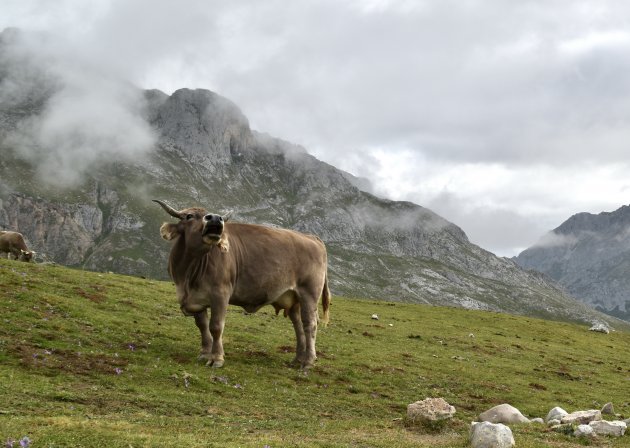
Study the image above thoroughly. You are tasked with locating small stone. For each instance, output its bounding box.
[547,419,561,426]
[545,406,568,423]
[407,397,456,423]
[601,402,614,415]
[371,314,379,320]
[530,417,544,424]
[470,421,515,448]
[589,323,610,333]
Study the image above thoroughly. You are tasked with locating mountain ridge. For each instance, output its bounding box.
[0,31,622,328]
[514,204,630,321]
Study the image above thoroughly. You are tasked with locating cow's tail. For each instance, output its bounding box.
[320,271,331,327]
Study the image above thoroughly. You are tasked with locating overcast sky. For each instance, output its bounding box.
[3,0,630,256]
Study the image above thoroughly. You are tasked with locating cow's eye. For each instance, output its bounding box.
[186,214,194,220]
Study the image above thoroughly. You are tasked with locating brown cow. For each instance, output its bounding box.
[0,231,34,262]
[154,200,330,370]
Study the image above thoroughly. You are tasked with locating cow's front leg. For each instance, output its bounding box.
[193,310,213,363]
[208,302,227,368]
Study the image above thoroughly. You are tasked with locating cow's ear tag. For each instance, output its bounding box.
[160,223,179,241]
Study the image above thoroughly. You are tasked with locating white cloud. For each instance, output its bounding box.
[558,30,630,55]
[3,0,630,254]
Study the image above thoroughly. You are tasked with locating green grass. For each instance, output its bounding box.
[1,259,629,447]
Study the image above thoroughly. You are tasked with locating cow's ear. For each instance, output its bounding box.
[160,222,180,241]
[222,210,234,222]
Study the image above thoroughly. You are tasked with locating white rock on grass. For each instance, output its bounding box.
[574,424,595,438]
[589,323,610,333]
[545,406,568,423]
[406,398,456,423]
[530,418,544,424]
[589,420,627,437]
[561,410,601,425]
[470,421,515,448]
[478,403,530,424]
[547,419,561,426]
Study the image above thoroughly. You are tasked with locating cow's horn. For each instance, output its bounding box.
[153,199,184,219]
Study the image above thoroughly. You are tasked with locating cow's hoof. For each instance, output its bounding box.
[300,360,315,372]
[206,359,224,368]
[289,357,301,367]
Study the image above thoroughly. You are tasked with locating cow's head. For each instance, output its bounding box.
[154,200,233,253]
[19,249,34,262]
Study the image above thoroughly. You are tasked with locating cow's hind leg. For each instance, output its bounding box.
[194,310,213,363]
[297,287,319,370]
[287,303,306,366]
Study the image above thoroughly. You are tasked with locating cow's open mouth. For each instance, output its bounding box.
[202,225,223,243]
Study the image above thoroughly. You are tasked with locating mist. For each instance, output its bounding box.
[0,28,156,187]
[531,231,579,250]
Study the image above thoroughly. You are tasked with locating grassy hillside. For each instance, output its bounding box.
[1,259,629,447]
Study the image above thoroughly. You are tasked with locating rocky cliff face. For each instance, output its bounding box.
[0,32,622,328]
[515,206,630,321]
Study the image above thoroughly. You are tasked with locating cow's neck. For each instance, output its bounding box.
[169,240,222,288]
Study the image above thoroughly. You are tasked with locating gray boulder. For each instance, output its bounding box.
[589,420,626,437]
[478,403,530,424]
[561,410,602,425]
[470,421,515,448]
[574,424,595,438]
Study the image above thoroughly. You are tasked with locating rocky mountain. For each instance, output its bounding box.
[514,205,630,322]
[0,28,624,329]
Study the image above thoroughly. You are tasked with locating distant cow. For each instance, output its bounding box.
[154,200,330,370]
[0,231,34,262]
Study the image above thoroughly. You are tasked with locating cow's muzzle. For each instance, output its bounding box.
[202,214,224,243]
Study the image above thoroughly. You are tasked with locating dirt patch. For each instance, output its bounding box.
[74,286,106,303]
[244,350,270,358]
[10,344,127,375]
[277,345,295,353]
[170,352,192,364]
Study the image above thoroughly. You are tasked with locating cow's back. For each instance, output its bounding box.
[226,223,327,297]
[0,231,27,253]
